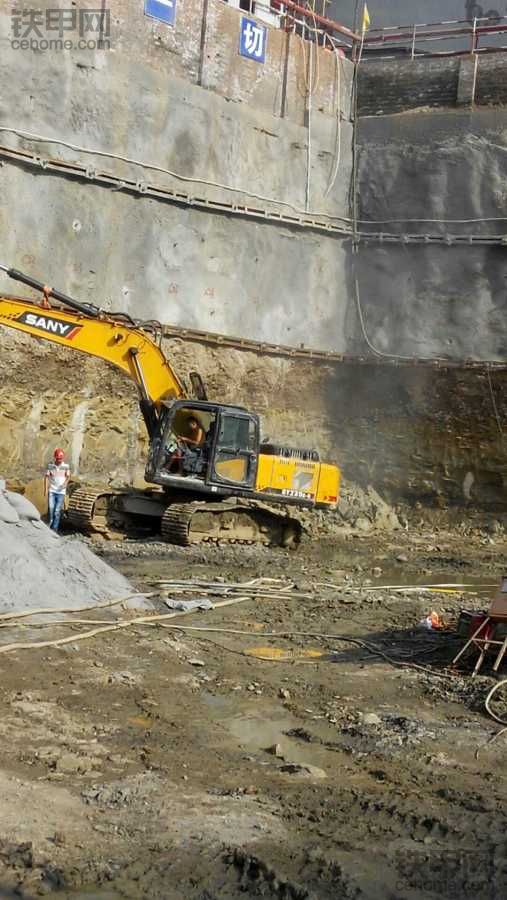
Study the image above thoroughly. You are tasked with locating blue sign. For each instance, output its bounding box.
[239,16,267,63]
[144,0,176,26]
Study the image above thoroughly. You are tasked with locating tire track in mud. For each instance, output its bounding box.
[268,778,507,899]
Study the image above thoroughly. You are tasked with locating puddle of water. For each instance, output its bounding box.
[227,711,295,748]
[228,711,335,767]
[203,694,336,768]
[201,692,233,712]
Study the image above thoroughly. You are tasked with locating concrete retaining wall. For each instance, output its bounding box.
[0,0,355,350]
[475,55,507,106]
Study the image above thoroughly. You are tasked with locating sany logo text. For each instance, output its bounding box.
[17,311,82,340]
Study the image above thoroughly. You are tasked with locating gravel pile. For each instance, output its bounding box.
[0,479,138,613]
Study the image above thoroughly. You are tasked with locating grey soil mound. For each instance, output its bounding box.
[0,483,135,613]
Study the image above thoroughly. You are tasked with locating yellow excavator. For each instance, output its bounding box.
[0,266,340,546]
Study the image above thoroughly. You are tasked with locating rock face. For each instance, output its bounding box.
[1,327,506,511]
[354,108,507,362]
[0,0,354,352]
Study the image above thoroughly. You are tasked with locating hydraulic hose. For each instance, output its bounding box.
[0,264,140,327]
[0,264,101,317]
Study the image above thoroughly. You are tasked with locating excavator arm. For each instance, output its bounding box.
[0,267,186,437]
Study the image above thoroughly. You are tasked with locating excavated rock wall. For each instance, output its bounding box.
[353,107,507,362]
[3,329,506,508]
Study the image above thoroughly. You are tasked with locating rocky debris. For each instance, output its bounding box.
[56,753,97,775]
[266,743,284,758]
[166,598,214,612]
[430,752,459,768]
[280,763,327,779]
[0,841,34,869]
[107,671,139,686]
[299,480,402,536]
[363,713,382,726]
[337,483,402,532]
[420,671,496,710]
[81,774,161,808]
[339,713,438,756]
[284,727,314,743]
[208,785,258,798]
[171,674,201,689]
[0,478,143,614]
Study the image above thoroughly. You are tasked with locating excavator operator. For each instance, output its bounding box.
[179,416,205,450]
[165,415,207,476]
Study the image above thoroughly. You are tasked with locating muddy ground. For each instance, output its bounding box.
[0,522,507,899]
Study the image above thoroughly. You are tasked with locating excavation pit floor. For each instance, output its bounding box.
[0,525,506,899]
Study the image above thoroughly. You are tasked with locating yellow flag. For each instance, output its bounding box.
[362,3,370,32]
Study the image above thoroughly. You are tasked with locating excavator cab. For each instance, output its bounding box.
[147,399,260,496]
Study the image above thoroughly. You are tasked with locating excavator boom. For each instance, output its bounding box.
[0,294,184,435]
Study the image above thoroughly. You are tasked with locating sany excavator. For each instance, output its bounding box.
[0,266,340,546]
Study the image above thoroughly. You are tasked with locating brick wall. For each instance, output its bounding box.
[2,0,353,127]
[358,53,507,116]
[476,55,507,106]
[202,2,354,123]
[357,58,460,116]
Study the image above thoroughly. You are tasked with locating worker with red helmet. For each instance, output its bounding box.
[44,448,70,532]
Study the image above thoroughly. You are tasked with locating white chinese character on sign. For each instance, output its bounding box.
[244,21,263,57]
[239,16,267,63]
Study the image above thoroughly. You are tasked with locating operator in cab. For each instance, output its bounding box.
[178,416,205,450]
[178,416,206,475]
[164,415,206,476]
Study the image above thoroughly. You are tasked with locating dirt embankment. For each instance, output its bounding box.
[0,522,506,898]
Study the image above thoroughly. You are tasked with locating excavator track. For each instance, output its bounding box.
[66,487,110,533]
[67,488,302,547]
[161,499,302,548]
[160,504,194,546]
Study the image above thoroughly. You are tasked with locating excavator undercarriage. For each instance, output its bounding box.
[66,485,302,547]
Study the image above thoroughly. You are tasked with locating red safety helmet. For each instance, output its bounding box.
[54,448,65,462]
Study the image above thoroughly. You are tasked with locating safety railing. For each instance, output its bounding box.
[224,0,358,51]
[360,15,507,58]
[228,3,507,59]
